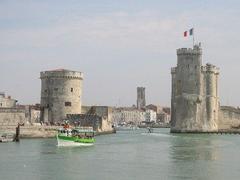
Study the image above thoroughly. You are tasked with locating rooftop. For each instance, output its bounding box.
[44,68,72,72]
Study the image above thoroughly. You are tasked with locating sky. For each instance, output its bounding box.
[0,0,240,107]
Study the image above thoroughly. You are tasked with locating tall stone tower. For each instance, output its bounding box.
[171,44,219,132]
[137,87,146,109]
[40,69,83,123]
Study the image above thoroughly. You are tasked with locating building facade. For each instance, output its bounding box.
[40,69,83,123]
[171,44,219,132]
[112,107,145,125]
[157,112,170,124]
[145,109,156,122]
[0,92,17,108]
[137,87,146,109]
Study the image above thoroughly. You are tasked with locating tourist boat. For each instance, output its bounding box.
[57,125,95,147]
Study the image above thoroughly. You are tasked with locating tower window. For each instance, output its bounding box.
[54,88,58,91]
[44,89,48,93]
[65,102,71,106]
[71,88,73,92]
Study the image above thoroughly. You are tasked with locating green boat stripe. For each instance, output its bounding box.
[58,135,95,143]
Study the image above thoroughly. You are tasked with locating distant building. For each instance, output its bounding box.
[25,105,41,124]
[137,87,146,109]
[157,112,170,124]
[146,104,164,113]
[145,109,156,122]
[112,107,145,125]
[40,69,83,123]
[0,92,17,108]
[145,104,171,124]
[0,92,40,126]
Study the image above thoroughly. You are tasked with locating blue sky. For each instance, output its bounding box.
[0,0,240,106]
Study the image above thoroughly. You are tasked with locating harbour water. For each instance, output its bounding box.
[1,128,240,180]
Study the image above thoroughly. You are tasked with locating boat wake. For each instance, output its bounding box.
[141,133,175,138]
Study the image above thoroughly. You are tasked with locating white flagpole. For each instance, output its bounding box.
[192,28,195,48]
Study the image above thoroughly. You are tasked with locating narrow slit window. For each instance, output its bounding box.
[65,102,71,106]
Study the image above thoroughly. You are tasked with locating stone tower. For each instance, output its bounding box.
[137,87,146,109]
[40,69,83,123]
[171,44,219,132]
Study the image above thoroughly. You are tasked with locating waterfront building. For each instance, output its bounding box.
[145,109,156,122]
[145,104,159,113]
[157,112,170,124]
[137,87,146,109]
[0,92,17,108]
[145,104,170,124]
[40,69,83,123]
[112,107,145,125]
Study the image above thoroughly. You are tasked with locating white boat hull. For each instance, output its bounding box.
[57,137,94,147]
[0,138,13,143]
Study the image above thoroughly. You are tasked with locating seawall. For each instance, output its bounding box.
[0,125,116,138]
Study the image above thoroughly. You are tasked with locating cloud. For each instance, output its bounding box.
[0,11,184,52]
[0,3,240,106]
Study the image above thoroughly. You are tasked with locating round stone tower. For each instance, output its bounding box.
[205,63,219,129]
[40,69,83,123]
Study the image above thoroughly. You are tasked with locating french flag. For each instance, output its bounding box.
[184,28,194,37]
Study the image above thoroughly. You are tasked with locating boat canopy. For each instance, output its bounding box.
[58,127,95,133]
[74,127,95,133]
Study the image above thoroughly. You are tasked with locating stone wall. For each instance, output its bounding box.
[0,108,26,125]
[0,105,41,126]
[67,106,114,133]
[0,125,58,138]
[218,106,240,129]
[67,114,101,131]
[88,106,113,132]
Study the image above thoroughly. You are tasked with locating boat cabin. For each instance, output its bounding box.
[58,127,94,139]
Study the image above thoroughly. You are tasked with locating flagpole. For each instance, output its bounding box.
[193,28,195,48]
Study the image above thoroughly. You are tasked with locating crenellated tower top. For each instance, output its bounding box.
[40,69,83,80]
[177,43,202,56]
